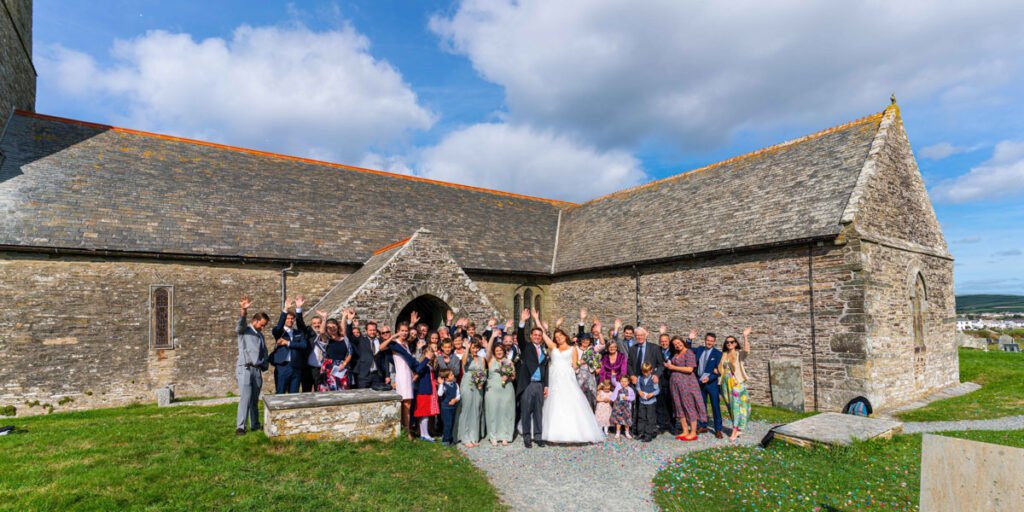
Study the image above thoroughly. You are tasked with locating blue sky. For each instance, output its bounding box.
[30,1,1024,295]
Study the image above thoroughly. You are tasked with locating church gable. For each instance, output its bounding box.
[840,104,949,256]
[309,228,498,327]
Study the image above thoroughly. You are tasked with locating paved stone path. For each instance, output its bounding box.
[458,421,772,512]
[903,414,1024,434]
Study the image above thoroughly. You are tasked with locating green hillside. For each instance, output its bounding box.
[956,294,1024,313]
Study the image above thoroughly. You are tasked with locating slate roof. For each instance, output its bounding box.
[308,238,406,318]
[0,112,565,273]
[552,112,884,273]
[0,108,889,275]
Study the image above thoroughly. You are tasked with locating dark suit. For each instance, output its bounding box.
[345,321,380,389]
[628,341,665,434]
[655,345,676,432]
[516,323,549,441]
[692,345,724,432]
[270,312,308,394]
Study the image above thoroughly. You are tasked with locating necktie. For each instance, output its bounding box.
[639,343,645,363]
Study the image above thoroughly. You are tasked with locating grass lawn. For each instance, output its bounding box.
[0,403,502,511]
[653,429,1024,512]
[897,348,1024,422]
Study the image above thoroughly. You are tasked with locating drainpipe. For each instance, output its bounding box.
[280,264,295,311]
[807,244,819,412]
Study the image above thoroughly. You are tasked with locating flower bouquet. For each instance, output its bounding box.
[583,348,602,372]
[471,369,487,391]
[497,359,515,386]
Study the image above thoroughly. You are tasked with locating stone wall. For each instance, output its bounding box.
[860,240,958,407]
[0,251,352,415]
[263,390,401,441]
[0,0,34,125]
[467,272,550,321]
[547,243,870,411]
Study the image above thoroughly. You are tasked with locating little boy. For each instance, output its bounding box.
[437,369,461,446]
[636,363,660,442]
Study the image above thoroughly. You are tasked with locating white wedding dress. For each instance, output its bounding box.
[542,346,606,443]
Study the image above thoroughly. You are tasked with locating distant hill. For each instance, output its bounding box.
[956,294,1024,314]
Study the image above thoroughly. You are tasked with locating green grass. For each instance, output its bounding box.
[653,429,1024,512]
[0,403,502,512]
[750,403,816,424]
[897,348,1024,422]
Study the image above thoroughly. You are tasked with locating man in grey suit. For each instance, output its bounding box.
[235,295,270,436]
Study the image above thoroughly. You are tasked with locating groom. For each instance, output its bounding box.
[516,308,549,448]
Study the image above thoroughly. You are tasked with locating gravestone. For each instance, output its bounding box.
[155,385,175,407]
[998,335,1020,353]
[263,389,401,441]
[773,412,902,447]
[920,434,1024,511]
[769,359,805,412]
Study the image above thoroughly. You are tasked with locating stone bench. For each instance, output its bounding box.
[262,389,402,441]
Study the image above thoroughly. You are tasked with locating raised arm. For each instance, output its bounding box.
[516,308,530,352]
[742,327,752,355]
[533,308,557,351]
[237,296,251,334]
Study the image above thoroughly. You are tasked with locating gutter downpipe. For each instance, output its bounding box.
[280,264,295,311]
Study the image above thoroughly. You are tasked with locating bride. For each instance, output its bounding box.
[532,309,605,444]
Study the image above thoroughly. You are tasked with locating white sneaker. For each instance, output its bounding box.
[625,431,633,440]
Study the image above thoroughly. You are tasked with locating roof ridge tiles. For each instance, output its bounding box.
[566,110,886,209]
[12,110,576,208]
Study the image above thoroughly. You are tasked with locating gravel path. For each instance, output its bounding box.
[902,414,1024,434]
[458,421,772,512]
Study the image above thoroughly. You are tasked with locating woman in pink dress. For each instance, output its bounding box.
[599,341,627,383]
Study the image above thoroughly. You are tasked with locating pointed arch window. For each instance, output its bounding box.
[150,285,174,349]
[911,273,927,352]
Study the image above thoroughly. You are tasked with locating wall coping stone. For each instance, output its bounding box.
[263,389,400,411]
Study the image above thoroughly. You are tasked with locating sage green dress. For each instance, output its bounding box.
[485,360,515,442]
[457,356,486,444]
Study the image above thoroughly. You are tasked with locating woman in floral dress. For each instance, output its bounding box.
[666,336,705,441]
[575,333,600,410]
[719,328,753,441]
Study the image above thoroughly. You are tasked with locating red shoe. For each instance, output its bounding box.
[675,434,688,440]
[683,434,698,441]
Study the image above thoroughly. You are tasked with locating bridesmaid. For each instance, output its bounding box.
[485,344,516,445]
[457,337,487,447]
[720,328,753,441]
[666,336,706,441]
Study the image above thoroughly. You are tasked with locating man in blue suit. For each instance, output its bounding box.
[270,296,308,394]
[691,331,724,439]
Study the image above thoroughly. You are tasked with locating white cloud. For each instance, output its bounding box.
[359,152,415,175]
[920,142,985,160]
[415,123,646,202]
[932,140,1024,203]
[37,23,435,161]
[430,0,1024,149]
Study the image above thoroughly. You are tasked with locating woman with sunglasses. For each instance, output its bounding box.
[719,327,753,441]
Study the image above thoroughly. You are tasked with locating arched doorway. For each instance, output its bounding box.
[395,294,450,330]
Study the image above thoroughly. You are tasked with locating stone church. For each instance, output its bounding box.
[0,0,956,416]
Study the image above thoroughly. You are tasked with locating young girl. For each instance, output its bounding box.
[610,376,635,439]
[594,380,613,433]
[410,346,439,442]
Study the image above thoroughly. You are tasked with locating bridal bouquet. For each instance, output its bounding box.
[582,348,602,373]
[471,369,487,391]
[497,359,515,386]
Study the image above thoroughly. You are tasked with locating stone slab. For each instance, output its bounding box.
[773,412,902,447]
[263,389,401,411]
[263,390,402,441]
[920,434,1024,512]
[769,358,805,412]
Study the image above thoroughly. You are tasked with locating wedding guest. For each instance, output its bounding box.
[575,332,599,410]
[234,296,269,435]
[720,328,753,441]
[269,297,308,394]
[376,326,394,389]
[457,336,487,447]
[600,341,627,384]
[656,331,677,434]
[636,363,660,442]
[437,369,460,446]
[381,321,415,439]
[610,376,635,439]
[345,308,381,389]
[485,344,516,446]
[629,326,665,436]
[300,309,324,392]
[318,318,351,391]
[594,380,613,434]
[410,346,440,442]
[692,330,724,438]
[435,339,461,377]
[667,336,706,441]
